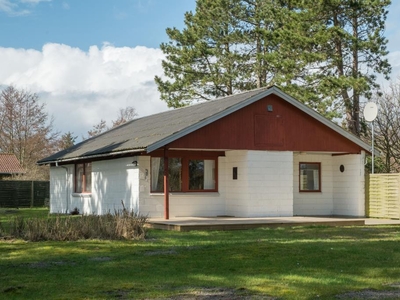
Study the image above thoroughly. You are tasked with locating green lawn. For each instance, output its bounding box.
[1,209,400,299]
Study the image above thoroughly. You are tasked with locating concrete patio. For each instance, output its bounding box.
[145,216,400,231]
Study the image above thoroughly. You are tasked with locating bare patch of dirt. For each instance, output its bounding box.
[336,287,400,299]
[160,288,277,300]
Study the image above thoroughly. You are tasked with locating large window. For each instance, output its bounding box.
[75,162,92,193]
[299,162,320,192]
[151,157,217,192]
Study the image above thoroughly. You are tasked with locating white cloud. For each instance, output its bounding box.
[0,0,29,15]
[0,43,169,139]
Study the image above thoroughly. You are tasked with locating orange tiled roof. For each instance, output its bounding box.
[0,154,25,174]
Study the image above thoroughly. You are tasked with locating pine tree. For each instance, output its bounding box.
[300,0,391,135]
[156,0,391,131]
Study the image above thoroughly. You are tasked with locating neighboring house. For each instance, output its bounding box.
[37,86,371,218]
[0,153,25,179]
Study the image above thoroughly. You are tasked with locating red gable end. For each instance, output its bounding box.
[168,94,364,154]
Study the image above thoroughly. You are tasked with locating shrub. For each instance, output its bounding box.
[3,207,148,242]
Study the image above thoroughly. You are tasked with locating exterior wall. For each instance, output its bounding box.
[49,165,73,213]
[224,150,293,217]
[49,157,139,215]
[293,152,365,217]
[293,153,334,215]
[332,152,365,216]
[49,151,365,217]
[138,156,225,218]
[89,157,140,214]
[139,150,293,218]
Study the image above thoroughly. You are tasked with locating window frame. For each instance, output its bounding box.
[74,162,92,193]
[150,155,218,193]
[299,162,321,193]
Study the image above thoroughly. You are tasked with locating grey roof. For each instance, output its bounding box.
[37,86,372,165]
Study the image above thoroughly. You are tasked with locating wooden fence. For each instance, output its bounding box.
[367,174,400,219]
[0,180,49,208]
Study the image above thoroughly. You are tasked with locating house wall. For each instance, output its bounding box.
[293,152,365,217]
[293,153,334,215]
[138,156,226,218]
[332,152,365,216]
[90,157,139,214]
[49,165,73,213]
[138,150,293,218]
[49,157,139,215]
[223,150,293,217]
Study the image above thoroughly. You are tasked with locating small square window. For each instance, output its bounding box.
[299,162,321,192]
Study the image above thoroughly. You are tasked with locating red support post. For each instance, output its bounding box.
[163,149,169,219]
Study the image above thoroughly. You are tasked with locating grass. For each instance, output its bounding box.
[1,208,400,299]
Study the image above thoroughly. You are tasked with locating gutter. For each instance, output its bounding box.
[38,148,146,165]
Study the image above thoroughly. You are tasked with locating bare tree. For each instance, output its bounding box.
[0,86,59,180]
[85,107,138,139]
[364,82,400,173]
[87,119,107,138]
[112,106,138,128]
[58,131,77,150]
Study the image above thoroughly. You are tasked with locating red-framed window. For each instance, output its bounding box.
[75,162,92,193]
[151,156,217,192]
[299,162,321,192]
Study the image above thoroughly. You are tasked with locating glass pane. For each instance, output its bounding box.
[85,163,92,192]
[151,157,182,192]
[300,163,319,191]
[189,159,215,190]
[75,163,84,193]
[169,158,182,191]
[151,157,163,192]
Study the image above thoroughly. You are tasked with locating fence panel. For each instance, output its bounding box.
[369,174,400,219]
[0,181,49,208]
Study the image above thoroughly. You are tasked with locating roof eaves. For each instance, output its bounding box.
[37,148,146,165]
[146,87,275,153]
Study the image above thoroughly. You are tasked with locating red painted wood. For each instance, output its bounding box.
[168,94,364,154]
[163,150,169,220]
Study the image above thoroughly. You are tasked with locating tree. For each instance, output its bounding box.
[86,107,138,139]
[156,0,391,134]
[58,132,77,150]
[87,119,107,138]
[301,0,391,136]
[0,86,59,180]
[112,106,138,128]
[363,82,400,173]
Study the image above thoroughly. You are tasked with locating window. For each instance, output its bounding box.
[299,162,320,192]
[75,162,92,193]
[151,158,182,192]
[151,156,217,192]
[189,159,215,190]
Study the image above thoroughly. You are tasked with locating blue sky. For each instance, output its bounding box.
[0,0,399,138]
[0,0,195,50]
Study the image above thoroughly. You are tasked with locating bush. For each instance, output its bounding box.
[2,208,148,241]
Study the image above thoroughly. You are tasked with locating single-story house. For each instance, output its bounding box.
[0,153,25,179]
[37,86,371,219]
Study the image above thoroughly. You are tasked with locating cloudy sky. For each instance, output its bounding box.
[0,0,400,140]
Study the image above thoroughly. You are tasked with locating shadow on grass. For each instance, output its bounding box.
[1,226,400,299]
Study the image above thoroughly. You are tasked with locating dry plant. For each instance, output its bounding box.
[3,203,147,241]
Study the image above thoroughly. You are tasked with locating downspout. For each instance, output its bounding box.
[56,161,69,214]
